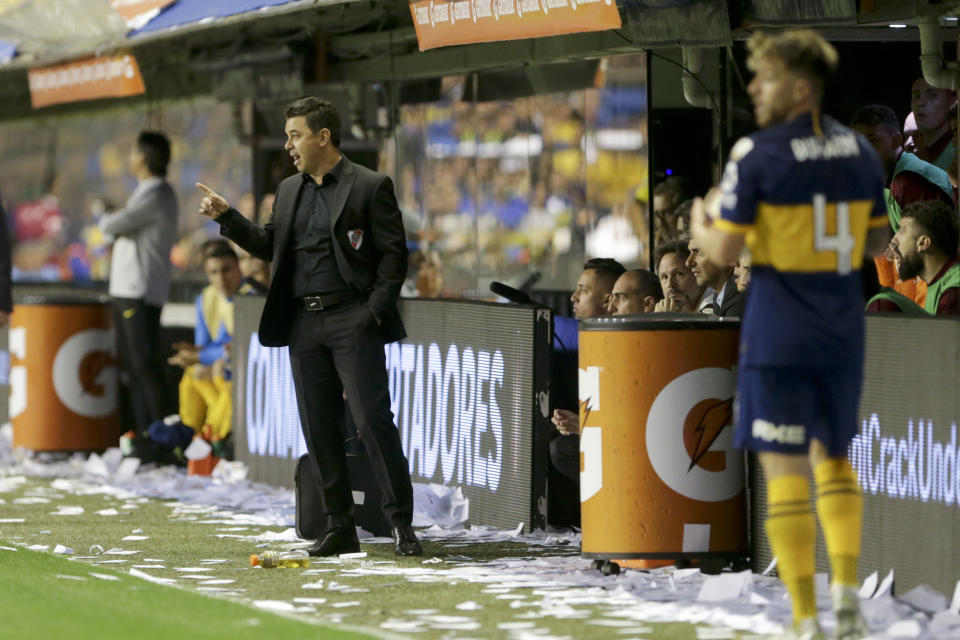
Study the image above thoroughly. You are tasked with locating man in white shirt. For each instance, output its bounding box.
[100,131,178,436]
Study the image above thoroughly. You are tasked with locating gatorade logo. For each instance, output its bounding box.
[52,329,117,418]
[578,366,602,501]
[578,366,601,411]
[646,367,743,502]
[580,426,602,501]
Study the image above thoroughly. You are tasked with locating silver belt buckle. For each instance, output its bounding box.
[304,296,323,311]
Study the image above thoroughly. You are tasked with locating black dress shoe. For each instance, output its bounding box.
[306,524,360,557]
[392,524,423,557]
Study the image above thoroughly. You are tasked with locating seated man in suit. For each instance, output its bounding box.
[687,234,745,317]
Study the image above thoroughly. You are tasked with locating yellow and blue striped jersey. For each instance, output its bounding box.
[717,112,886,367]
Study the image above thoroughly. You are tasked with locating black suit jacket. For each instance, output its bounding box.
[216,155,408,346]
[715,276,745,318]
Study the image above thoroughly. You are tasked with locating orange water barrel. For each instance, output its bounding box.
[10,296,119,451]
[578,314,746,561]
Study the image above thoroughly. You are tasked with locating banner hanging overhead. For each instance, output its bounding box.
[110,0,178,30]
[28,52,146,109]
[409,0,622,51]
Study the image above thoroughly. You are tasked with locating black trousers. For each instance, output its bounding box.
[112,298,166,431]
[288,300,413,529]
[548,434,581,527]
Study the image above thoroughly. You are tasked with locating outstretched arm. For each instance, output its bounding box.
[197,183,275,261]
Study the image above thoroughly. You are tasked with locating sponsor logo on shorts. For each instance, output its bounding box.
[752,419,806,445]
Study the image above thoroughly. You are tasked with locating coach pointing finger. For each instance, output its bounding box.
[197,97,418,559]
[196,183,229,219]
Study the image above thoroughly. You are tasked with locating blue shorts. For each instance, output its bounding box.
[735,366,863,456]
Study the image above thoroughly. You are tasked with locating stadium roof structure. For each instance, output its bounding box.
[0,0,956,119]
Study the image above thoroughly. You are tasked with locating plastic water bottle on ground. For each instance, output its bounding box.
[249,549,310,568]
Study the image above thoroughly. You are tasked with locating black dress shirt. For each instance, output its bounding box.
[289,159,351,296]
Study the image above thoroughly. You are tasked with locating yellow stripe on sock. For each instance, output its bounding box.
[815,458,863,587]
[766,474,817,622]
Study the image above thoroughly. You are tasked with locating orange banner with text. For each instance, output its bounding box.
[28,52,146,109]
[410,0,622,51]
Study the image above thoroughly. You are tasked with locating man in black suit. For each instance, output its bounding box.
[686,234,745,317]
[196,97,421,557]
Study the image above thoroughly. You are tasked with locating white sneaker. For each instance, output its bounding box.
[776,618,826,640]
[831,583,869,640]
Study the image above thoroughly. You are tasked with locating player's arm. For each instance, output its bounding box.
[864,225,891,258]
[692,138,757,266]
[691,189,745,266]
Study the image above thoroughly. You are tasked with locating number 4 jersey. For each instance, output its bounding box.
[716,112,887,368]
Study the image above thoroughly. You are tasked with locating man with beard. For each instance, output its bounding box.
[850,104,953,307]
[690,30,889,640]
[654,240,710,312]
[890,199,960,315]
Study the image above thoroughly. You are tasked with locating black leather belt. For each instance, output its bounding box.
[298,291,358,311]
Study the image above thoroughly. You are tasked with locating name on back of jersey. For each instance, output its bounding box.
[790,133,860,162]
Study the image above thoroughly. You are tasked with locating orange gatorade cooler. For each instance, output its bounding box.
[578,314,746,569]
[10,295,120,451]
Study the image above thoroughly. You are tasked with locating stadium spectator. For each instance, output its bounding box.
[100,131,178,437]
[903,111,919,153]
[851,105,953,223]
[691,30,889,640]
[851,104,953,306]
[235,244,270,295]
[653,176,694,246]
[911,77,956,172]
[570,257,625,320]
[674,198,694,239]
[687,235,744,317]
[890,199,960,315]
[654,240,709,312]
[609,269,663,315]
[733,253,752,292]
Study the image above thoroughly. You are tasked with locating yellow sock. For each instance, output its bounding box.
[766,474,817,623]
[814,458,862,587]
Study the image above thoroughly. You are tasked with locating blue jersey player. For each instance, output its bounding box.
[691,30,889,640]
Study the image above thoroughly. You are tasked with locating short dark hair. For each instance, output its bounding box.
[653,176,693,203]
[901,200,960,257]
[201,239,238,263]
[850,104,901,134]
[137,131,171,177]
[655,239,690,272]
[583,257,626,293]
[283,97,341,147]
[625,269,664,302]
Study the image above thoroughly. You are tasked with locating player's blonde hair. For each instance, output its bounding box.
[747,29,838,97]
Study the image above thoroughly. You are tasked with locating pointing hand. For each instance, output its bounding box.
[196,182,229,218]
